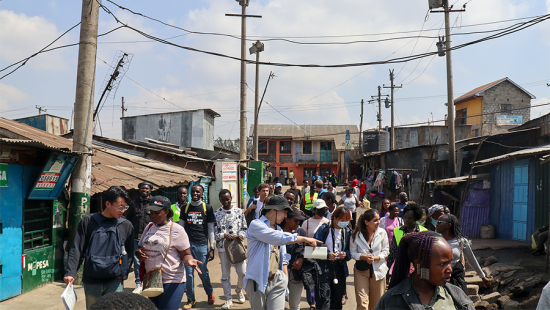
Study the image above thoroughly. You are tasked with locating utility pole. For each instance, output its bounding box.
[35,105,47,115]
[377,86,382,130]
[360,99,364,151]
[121,96,127,119]
[384,69,402,150]
[69,0,99,285]
[430,0,465,177]
[250,40,264,159]
[226,1,261,160]
[252,71,274,157]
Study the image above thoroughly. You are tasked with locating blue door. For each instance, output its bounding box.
[512,159,529,241]
[320,142,332,162]
[0,164,23,301]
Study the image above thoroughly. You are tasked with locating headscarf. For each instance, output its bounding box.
[428,204,444,216]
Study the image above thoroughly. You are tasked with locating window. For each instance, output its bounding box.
[258,140,268,154]
[501,104,512,114]
[23,200,52,251]
[280,141,292,154]
[456,108,467,125]
[302,141,312,155]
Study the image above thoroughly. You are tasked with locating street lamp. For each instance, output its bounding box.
[250,40,264,159]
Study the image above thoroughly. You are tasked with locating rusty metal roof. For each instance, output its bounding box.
[0,117,73,152]
[426,174,490,186]
[473,144,550,166]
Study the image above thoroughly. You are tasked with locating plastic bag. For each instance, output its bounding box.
[61,283,77,310]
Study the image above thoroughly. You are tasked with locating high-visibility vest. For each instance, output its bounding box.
[170,204,180,222]
[393,225,427,246]
[304,192,319,211]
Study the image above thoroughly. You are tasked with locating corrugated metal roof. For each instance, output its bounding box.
[427,174,490,185]
[541,154,550,164]
[473,144,550,166]
[251,124,359,151]
[0,117,73,152]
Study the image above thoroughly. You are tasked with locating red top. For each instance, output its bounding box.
[351,179,359,188]
[359,182,366,196]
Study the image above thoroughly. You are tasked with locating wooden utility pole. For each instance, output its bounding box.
[226,1,261,160]
[36,105,47,115]
[360,99,364,150]
[430,0,465,177]
[384,70,402,150]
[377,86,382,130]
[68,0,99,281]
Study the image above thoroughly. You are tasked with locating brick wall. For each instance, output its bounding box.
[482,80,531,135]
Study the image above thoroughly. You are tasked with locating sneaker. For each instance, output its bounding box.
[221,300,233,309]
[208,294,216,305]
[236,289,245,303]
[132,283,142,294]
[183,299,196,309]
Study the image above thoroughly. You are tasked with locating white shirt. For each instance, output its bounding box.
[350,227,389,281]
[254,200,264,219]
[326,227,343,253]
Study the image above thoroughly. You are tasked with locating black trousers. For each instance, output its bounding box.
[315,260,347,310]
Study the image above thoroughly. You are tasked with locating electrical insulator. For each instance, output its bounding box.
[436,36,446,57]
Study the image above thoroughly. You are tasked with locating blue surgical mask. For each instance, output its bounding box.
[337,221,349,229]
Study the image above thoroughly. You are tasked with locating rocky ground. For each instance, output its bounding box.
[468,247,549,310]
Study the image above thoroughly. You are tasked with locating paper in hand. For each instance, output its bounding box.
[61,283,77,310]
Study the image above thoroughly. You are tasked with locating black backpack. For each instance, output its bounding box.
[83,213,128,279]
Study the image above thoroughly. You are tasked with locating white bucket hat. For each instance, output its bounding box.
[312,199,328,209]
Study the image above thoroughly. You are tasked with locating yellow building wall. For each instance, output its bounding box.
[455,98,483,126]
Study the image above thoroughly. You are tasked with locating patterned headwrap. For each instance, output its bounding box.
[428,204,444,216]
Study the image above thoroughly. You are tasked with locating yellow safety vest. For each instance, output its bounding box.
[393,225,427,246]
[304,192,318,211]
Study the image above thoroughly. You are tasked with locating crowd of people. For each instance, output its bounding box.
[65,179,491,310]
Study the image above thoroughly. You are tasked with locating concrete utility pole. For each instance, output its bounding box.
[430,0,465,177]
[226,1,261,160]
[384,70,402,150]
[360,99,364,151]
[121,96,127,118]
[377,86,382,130]
[69,0,99,280]
[250,40,264,159]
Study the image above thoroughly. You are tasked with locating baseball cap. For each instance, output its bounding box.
[287,207,306,220]
[263,195,292,211]
[146,195,171,211]
[312,199,328,209]
[275,183,282,188]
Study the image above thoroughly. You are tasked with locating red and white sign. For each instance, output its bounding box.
[222,172,237,180]
[222,163,237,172]
[35,173,60,189]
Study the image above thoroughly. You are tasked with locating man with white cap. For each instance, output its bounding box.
[274,183,284,197]
[244,196,320,309]
[301,199,330,238]
[425,204,444,231]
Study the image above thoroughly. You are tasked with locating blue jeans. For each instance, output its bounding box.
[185,242,213,300]
[134,240,141,284]
[83,278,124,309]
[149,282,186,310]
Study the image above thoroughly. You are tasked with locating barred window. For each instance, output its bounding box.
[280,141,292,154]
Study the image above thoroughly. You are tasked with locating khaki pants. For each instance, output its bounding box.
[354,267,386,310]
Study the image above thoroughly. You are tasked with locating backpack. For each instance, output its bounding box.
[245,199,258,228]
[83,213,128,279]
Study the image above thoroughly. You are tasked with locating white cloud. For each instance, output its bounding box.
[0,10,71,70]
[531,97,550,119]
[0,83,29,110]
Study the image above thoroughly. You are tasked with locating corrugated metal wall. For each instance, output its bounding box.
[460,182,491,238]
[535,159,550,229]
[490,158,535,243]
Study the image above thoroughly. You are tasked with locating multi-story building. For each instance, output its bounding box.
[252,124,360,185]
[454,77,535,137]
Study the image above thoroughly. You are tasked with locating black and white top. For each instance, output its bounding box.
[214,207,247,252]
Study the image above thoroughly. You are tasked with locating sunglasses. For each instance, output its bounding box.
[436,220,450,225]
[115,205,129,212]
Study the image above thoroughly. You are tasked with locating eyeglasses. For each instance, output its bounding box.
[116,205,129,212]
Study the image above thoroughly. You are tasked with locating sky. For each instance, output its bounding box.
[1,0,549,141]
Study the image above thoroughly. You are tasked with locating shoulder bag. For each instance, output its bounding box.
[268,245,280,281]
[141,222,173,297]
[225,238,247,264]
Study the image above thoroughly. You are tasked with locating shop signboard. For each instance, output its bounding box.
[22,246,56,293]
[0,163,7,187]
[496,115,523,126]
[28,152,78,200]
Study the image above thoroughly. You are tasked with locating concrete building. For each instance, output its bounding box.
[14,114,69,136]
[122,109,220,151]
[454,77,535,137]
[252,124,360,185]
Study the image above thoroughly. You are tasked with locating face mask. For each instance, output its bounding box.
[432,218,438,227]
[337,221,349,229]
[316,208,328,217]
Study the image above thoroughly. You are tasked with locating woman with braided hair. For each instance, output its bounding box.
[436,214,490,293]
[375,231,474,310]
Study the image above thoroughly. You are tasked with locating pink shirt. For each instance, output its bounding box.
[380,217,402,248]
